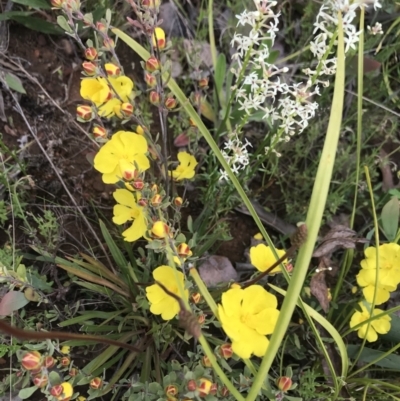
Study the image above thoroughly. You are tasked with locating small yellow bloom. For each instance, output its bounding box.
[94,131,150,184]
[169,152,198,181]
[112,189,148,242]
[105,63,121,77]
[146,266,189,320]
[249,243,287,274]
[151,221,169,238]
[80,77,111,106]
[60,346,70,355]
[218,285,280,359]
[57,382,73,401]
[152,27,166,50]
[253,232,263,240]
[350,302,391,342]
[77,397,87,401]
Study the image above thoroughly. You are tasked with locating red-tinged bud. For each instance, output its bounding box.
[197,378,213,397]
[165,384,178,397]
[198,314,206,325]
[85,47,97,60]
[82,62,96,77]
[138,199,147,207]
[149,91,160,106]
[221,386,230,397]
[165,97,178,110]
[21,351,42,371]
[119,159,136,181]
[103,38,115,51]
[151,221,169,238]
[219,343,233,359]
[187,379,197,391]
[16,370,23,377]
[96,21,107,32]
[285,263,293,273]
[151,184,158,193]
[68,368,78,377]
[89,377,103,390]
[104,63,120,77]
[210,383,218,396]
[50,0,64,7]
[141,0,161,9]
[152,27,166,50]
[191,292,201,304]
[145,56,160,72]
[151,194,162,206]
[76,105,93,121]
[201,355,212,368]
[198,77,209,88]
[174,197,183,207]
[93,125,107,139]
[174,132,190,147]
[120,102,134,116]
[43,356,56,369]
[276,376,293,392]
[63,0,80,11]
[177,243,191,257]
[50,385,63,397]
[60,356,70,367]
[29,366,42,376]
[132,180,144,190]
[192,92,201,106]
[33,373,48,388]
[144,71,157,87]
[188,117,197,127]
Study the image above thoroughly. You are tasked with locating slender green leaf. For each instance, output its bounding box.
[18,386,38,399]
[214,53,226,98]
[5,73,26,94]
[0,11,33,21]
[381,196,399,242]
[12,16,63,34]
[12,0,51,9]
[347,345,400,370]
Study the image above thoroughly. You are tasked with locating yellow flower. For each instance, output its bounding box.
[218,285,280,359]
[112,189,148,242]
[249,243,287,274]
[169,152,198,181]
[109,76,134,102]
[94,131,150,184]
[152,27,166,49]
[57,382,73,401]
[350,302,391,342]
[80,77,111,106]
[60,346,70,355]
[356,243,400,305]
[146,266,189,320]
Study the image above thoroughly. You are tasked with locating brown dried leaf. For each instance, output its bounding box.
[310,258,331,313]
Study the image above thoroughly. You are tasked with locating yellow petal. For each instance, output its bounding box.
[362,285,390,305]
[119,131,148,154]
[113,189,137,208]
[112,204,132,225]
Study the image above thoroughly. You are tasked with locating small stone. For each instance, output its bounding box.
[198,255,238,287]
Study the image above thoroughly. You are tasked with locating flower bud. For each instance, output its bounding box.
[151,184,158,193]
[210,383,218,396]
[119,159,136,181]
[76,105,93,121]
[138,199,147,207]
[104,63,121,77]
[33,373,48,388]
[51,0,64,8]
[82,61,96,76]
[21,351,42,371]
[197,378,212,397]
[151,221,169,238]
[120,102,134,116]
[50,385,63,397]
[29,366,42,376]
[188,117,197,127]
[351,286,358,294]
[136,125,145,135]
[165,97,177,109]
[60,356,70,367]
[174,197,183,207]
[187,380,197,391]
[84,47,97,60]
[198,77,209,88]
[221,386,230,397]
[192,92,201,106]
[191,292,201,304]
[69,368,78,377]
[60,346,70,355]
[43,356,56,369]
[144,71,157,87]
[103,38,115,51]
[165,384,178,397]
[219,343,233,359]
[151,194,162,206]
[96,21,107,32]
[276,376,292,392]
[145,56,160,72]
[93,125,107,139]
[141,0,161,9]
[285,263,293,273]
[198,314,206,325]
[89,377,103,390]
[149,91,160,105]
[132,179,144,190]
[177,243,191,257]
[152,27,166,50]
[201,355,212,368]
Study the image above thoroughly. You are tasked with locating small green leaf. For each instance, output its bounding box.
[5,73,26,94]
[214,53,226,97]
[381,196,399,241]
[18,386,38,399]
[12,16,63,34]
[0,11,33,21]
[187,215,193,233]
[12,0,51,9]
[57,15,73,33]
[0,291,30,315]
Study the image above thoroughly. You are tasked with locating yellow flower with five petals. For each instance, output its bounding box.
[249,244,287,274]
[169,152,197,181]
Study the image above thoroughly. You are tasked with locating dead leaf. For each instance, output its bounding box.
[310,258,331,313]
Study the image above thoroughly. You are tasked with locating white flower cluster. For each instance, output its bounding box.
[220,135,252,180]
